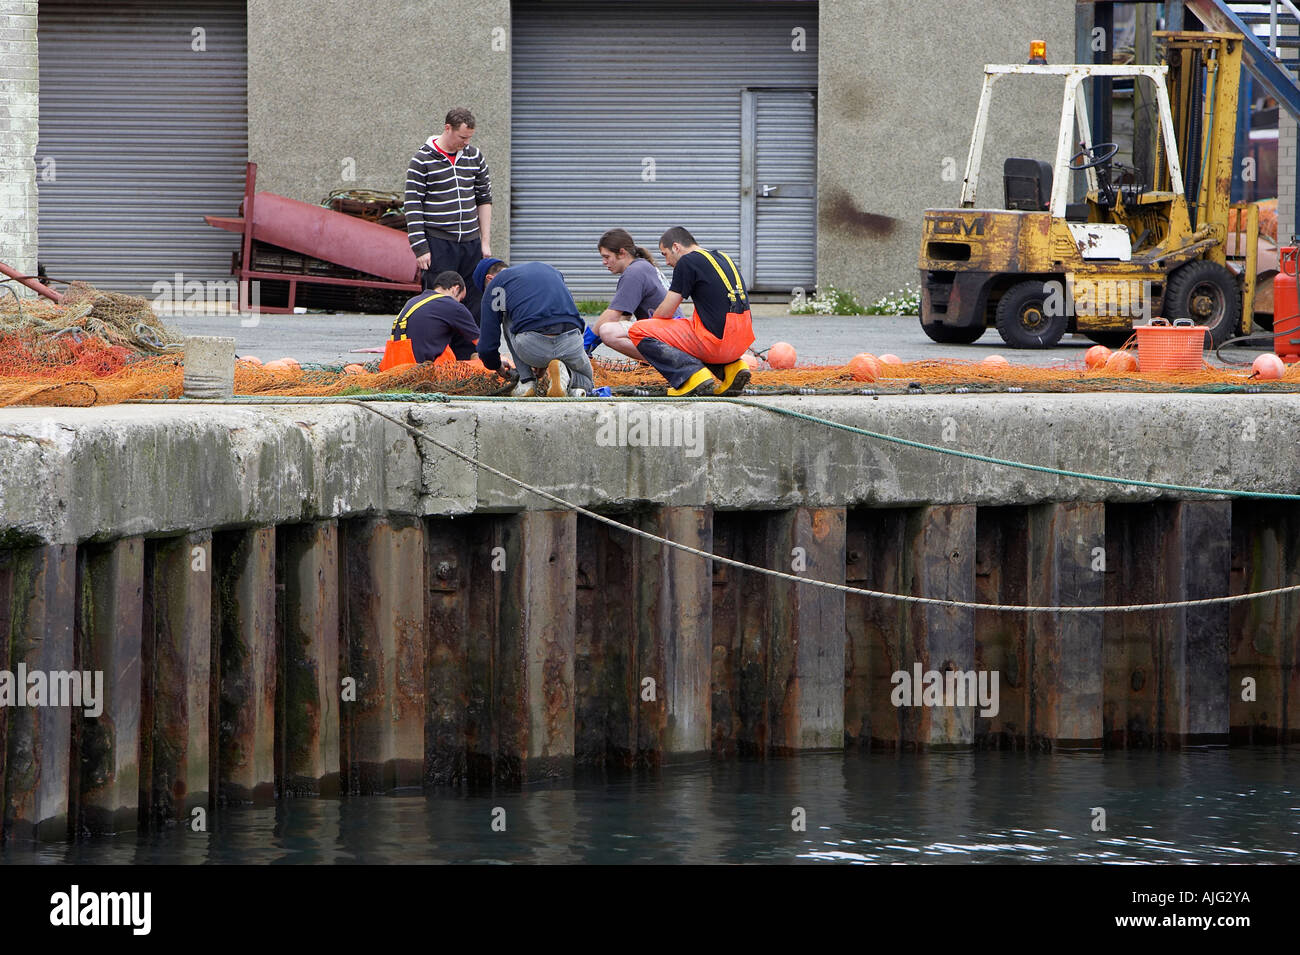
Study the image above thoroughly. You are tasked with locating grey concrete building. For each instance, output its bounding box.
[8,0,1085,304]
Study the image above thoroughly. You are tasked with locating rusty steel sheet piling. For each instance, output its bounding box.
[635,507,713,761]
[1103,503,1173,748]
[710,508,843,757]
[903,506,977,749]
[575,515,639,766]
[140,533,212,827]
[1229,501,1300,744]
[494,511,576,785]
[276,522,341,796]
[708,513,741,757]
[1,544,76,841]
[214,527,278,802]
[339,517,426,794]
[1026,503,1107,748]
[1103,502,1232,748]
[424,516,477,787]
[421,515,515,789]
[73,537,144,835]
[974,507,1030,748]
[844,509,909,751]
[710,512,773,756]
[463,519,503,788]
[763,508,846,754]
[1172,502,1232,745]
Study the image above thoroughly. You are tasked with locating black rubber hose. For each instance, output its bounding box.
[1215,333,1276,365]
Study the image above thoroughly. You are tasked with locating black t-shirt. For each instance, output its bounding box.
[668,249,748,338]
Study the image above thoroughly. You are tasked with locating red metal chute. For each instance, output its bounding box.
[205,162,421,313]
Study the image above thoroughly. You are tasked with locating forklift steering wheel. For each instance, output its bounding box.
[1068,142,1120,171]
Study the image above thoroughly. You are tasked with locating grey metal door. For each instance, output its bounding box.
[36,0,248,294]
[742,88,817,292]
[511,0,819,298]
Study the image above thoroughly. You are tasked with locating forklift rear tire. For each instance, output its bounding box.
[994,280,1068,348]
[1163,260,1241,348]
[921,322,986,344]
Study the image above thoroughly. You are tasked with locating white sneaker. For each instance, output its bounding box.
[546,359,571,397]
[511,379,537,398]
[566,387,587,397]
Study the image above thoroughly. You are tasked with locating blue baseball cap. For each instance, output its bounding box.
[472,257,503,292]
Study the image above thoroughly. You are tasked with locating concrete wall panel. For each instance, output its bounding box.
[247,0,512,255]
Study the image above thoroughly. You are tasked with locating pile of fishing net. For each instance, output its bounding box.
[0,282,188,406]
[0,281,182,353]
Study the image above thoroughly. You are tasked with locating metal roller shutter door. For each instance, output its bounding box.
[36,0,248,294]
[511,0,818,297]
[752,89,818,291]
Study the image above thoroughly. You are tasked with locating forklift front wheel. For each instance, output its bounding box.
[1164,260,1241,348]
[995,280,1068,348]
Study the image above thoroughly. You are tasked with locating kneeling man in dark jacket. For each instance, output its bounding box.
[474,257,594,397]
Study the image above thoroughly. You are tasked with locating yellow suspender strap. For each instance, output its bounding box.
[391,291,445,341]
[695,250,746,306]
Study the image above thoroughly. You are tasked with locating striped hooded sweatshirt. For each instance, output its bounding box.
[404,135,493,254]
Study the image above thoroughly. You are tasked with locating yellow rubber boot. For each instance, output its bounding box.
[714,359,751,396]
[667,367,717,397]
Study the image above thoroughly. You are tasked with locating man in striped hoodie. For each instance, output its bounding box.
[404,107,494,317]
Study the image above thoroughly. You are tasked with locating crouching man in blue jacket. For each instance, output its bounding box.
[473,257,595,397]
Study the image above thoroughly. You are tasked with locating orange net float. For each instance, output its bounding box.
[1105,350,1140,373]
[847,353,881,381]
[1252,354,1286,380]
[767,342,797,369]
[1084,345,1111,368]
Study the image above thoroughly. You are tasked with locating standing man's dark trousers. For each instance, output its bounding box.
[422,233,485,320]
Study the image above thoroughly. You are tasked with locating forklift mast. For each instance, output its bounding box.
[1154,31,1242,256]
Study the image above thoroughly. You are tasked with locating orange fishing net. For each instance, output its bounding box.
[1,348,1297,409]
[3,286,1297,408]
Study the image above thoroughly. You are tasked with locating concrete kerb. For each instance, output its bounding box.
[0,394,1297,545]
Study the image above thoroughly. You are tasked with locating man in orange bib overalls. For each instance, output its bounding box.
[379,270,481,371]
[627,226,755,396]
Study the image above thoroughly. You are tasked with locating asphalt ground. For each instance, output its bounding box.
[164,306,1278,371]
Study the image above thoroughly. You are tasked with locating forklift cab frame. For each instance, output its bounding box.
[959,63,1188,243]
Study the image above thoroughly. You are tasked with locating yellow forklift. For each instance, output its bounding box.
[918,32,1257,349]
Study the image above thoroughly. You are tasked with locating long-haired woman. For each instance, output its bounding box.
[591,228,682,360]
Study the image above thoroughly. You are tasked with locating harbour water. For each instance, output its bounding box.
[3,749,1296,864]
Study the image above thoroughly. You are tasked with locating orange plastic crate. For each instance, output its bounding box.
[1134,322,1205,372]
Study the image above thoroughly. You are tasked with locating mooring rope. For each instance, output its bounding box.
[123,393,1300,613]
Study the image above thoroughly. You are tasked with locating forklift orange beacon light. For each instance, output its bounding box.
[1029,41,1047,65]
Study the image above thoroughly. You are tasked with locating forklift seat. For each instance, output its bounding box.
[1004,157,1092,221]
[1004,158,1052,211]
